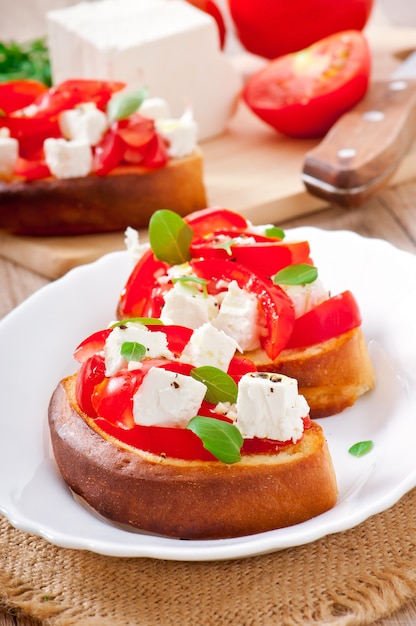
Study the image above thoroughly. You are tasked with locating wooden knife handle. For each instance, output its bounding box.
[302,79,416,207]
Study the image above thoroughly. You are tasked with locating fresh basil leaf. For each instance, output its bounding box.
[111,317,164,328]
[107,87,148,122]
[191,366,238,404]
[214,238,237,255]
[273,263,318,286]
[186,415,243,464]
[149,209,193,265]
[348,440,374,457]
[264,225,285,240]
[172,276,209,297]
[120,341,146,362]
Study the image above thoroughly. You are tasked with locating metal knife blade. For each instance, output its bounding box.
[301,51,416,207]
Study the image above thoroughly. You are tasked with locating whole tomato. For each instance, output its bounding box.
[228,0,373,59]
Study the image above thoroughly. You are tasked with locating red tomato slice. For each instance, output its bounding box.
[228,0,373,59]
[32,79,125,117]
[115,114,155,148]
[74,328,112,363]
[185,207,248,237]
[285,290,362,349]
[117,248,169,318]
[190,258,294,360]
[0,80,48,114]
[13,157,51,181]
[243,30,371,138]
[91,369,142,429]
[190,238,312,276]
[93,128,126,175]
[76,354,106,417]
[0,116,61,160]
[146,324,194,357]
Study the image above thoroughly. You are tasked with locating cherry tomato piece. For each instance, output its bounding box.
[185,0,227,49]
[75,354,106,417]
[0,80,48,114]
[185,207,248,238]
[73,328,112,363]
[117,248,169,318]
[92,369,142,429]
[285,290,362,349]
[13,157,51,181]
[243,30,371,138]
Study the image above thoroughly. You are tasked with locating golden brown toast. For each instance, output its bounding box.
[247,326,375,418]
[0,148,206,236]
[48,373,338,539]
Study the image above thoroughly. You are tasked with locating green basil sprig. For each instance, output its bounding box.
[264,225,285,240]
[111,317,164,328]
[120,341,146,362]
[348,440,374,457]
[107,87,148,123]
[186,415,243,464]
[172,276,209,296]
[273,263,318,286]
[191,366,238,404]
[149,209,193,265]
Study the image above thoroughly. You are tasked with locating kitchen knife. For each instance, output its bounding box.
[301,51,416,207]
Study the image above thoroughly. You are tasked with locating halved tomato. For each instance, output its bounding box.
[243,30,371,138]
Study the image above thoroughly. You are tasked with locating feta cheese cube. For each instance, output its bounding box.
[44,138,92,179]
[59,102,107,146]
[160,281,218,329]
[212,280,261,351]
[104,323,173,376]
[0,128,18,179]
[180,322,239,371]
[139,97,171,121]
[133,366,207,427]
[155,115,198,158]
[236,372,309,442]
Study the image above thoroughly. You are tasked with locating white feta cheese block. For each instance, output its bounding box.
[47,0,242,140]
[59,102,108,146]
[124,227,150,264]
[133,366,207,427]
[160,281,219,329]
[104,323,173,376]
[281,279,329,318]
[212,280,261,352]
[0,128,18,179]
[235,372,309,442]
[44,138,92,179]
[180,322,239,371]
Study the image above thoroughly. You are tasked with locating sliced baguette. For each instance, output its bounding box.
[0,148,207,236]
[48,374,338,540]
[247,326,375,419]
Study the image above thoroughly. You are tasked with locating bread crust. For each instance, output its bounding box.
[0,149,207,236]
[48,374,338,539]
[248,327,375,418]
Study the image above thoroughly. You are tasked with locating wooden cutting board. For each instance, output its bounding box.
[1,18,416,279]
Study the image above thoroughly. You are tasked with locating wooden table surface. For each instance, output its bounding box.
[1,178,416,626]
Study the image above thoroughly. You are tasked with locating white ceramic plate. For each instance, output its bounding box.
[1,228,415,561]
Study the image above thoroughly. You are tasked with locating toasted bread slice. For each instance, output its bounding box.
[0,148,207,236]
[247,326,375,419]
[48,374,338,539]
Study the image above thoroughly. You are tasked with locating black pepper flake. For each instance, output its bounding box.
[171,381,180,389]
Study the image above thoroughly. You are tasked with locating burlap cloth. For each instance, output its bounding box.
[1,487,415,626]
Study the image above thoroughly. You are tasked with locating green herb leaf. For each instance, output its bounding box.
[191,366,238,404]
[264,225,285,240]
[111,317,164,328]
[172,276,209,296]
[0,38,51,85]
[120,341,146,362]
[214,238,237,255]
[149,209,193,265]
[186,415,243,464]
[273,263,318,286]
[348,440,374,457]
[107,87,148,122]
